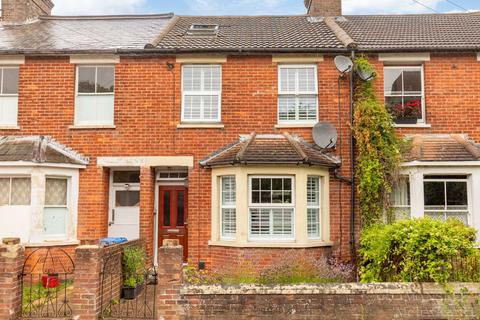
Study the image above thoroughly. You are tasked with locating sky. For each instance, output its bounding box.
[51,0,480,16]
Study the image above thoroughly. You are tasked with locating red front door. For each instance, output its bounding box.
[159,186,188,261]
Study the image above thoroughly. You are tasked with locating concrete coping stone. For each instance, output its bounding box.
[181,283,480,295]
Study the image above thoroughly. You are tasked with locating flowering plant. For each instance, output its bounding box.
[390,99,422,119]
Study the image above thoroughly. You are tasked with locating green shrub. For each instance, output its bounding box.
[359,218,478,283]
[353,56,403,226]
[123,247,146,288]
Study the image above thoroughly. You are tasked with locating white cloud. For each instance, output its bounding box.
[52,0,147,15]
[187,0,296,15]
[343,0,444,14]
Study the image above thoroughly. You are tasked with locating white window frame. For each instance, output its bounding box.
[43,176,70,240]
[220,176,236,240]
[307,176,321,239]
[0,176,31,206]
[181,64,222,123]
[248,175,295,241]
[384,65,425,124]
[0,66,20,126]
[423,175,470,223]
[74,65,115,126]
[277,64,318,125]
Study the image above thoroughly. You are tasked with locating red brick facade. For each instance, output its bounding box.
[1,52,478,269]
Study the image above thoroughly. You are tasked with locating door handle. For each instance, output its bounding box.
[111,209,115,225]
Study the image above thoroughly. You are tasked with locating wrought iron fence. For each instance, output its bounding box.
[21,248,75,319]
[100,248,157,319]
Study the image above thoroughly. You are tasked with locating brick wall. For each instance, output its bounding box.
[0,238,23,320]
[72,239,142,319]
[181,284,480,320]
[157,242,480,320]
[0,0,54,23]
[3,52,477,270]
[1,54,354,268]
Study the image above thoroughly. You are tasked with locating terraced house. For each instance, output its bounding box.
[0,0,480,269]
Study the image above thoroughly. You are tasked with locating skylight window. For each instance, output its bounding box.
[186,24,219,36]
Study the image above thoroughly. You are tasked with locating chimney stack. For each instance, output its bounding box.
[1,0,54,24]
[304,0,342,17]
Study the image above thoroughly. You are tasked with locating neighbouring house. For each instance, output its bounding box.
[0,0,480,269]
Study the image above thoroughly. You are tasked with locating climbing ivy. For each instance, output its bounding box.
[352,55,403,226]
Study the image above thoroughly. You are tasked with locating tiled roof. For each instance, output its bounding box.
[405,134,480,162]
[200,133,340,168]
[337,13,480,51]
[0,136,89,165]
[0,14,173,54]
[151,16,344,52]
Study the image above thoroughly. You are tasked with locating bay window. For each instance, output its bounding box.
[221,176,236,239]
[44,178,69,238]
[75,66,115,126]
[0,66,19,126]
[278,65,318,124]
[182,65,221,122]
[249,176,295,240]
[423,175,469,224]
[384,66,424,125]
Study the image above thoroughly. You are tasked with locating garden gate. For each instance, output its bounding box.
[99,248,157,319]
[21,248,75,319]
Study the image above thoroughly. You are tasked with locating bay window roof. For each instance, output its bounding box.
[405,134,480,162]
[200,132,340,168]
[0,136,89,166]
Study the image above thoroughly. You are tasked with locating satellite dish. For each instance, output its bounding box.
[312,122,338,149]
[334,56,353,74]
[356,68,375,82]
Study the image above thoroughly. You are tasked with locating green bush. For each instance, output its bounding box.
[123,247,146,288]
[359,218,478,283]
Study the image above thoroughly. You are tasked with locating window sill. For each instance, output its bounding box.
[0,125,20,130]
[208,240,333,248]
[177,123,225,129]
[69,125,116,130]
[24,240,80,248]
[275,123,316,129]
[393,123,431,128]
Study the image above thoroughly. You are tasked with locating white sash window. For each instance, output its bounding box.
[182,65,222,122]
[278,65,318,124]
[0,67,19,126]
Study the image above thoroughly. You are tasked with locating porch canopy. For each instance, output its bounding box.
[200,132,340,168]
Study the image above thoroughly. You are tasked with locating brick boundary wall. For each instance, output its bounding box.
[72,239,142,320]
[0,238,24,320]
[156,243,480,320]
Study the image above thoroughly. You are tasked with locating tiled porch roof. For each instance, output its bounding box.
[405,134,480,162]
[0,136,89,166]
[200,133,340,168]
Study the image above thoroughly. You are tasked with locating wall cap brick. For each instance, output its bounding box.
[181,282,480,295]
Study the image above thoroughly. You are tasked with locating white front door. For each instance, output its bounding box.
[108,171,140,240]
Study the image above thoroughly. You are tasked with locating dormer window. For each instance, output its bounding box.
[186,24,219,36]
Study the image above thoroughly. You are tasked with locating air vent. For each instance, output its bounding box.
[186,24,219,36]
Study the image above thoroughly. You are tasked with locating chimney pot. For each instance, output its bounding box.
[305,0,342,17]
[1,0,54,24]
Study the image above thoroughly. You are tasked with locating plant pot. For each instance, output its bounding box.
[122,284,143,300]
[395,117,418,125]
[42,274,60,289]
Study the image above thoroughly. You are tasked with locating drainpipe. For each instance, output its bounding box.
[349,49,356,262]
